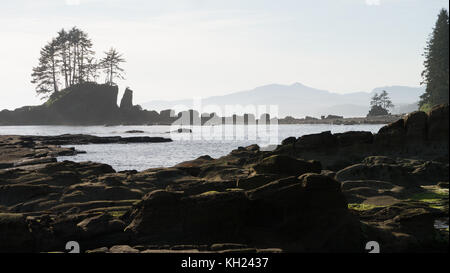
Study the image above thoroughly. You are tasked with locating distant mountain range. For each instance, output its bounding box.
[141,83,424,118]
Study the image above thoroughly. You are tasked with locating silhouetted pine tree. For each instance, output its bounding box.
[420,9,449,108]
[32,27,126,97]
[31,39,60,98]
[31,27,97,97]
[100,48,126,85]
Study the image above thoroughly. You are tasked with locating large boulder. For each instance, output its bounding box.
[245,174,359,251]
[246,174,345,209]
[236,173,281,190]
[125,190,249,243]
[125,190,184,238]
[335,131,373,147]
[245,176,301,202]
[295,131,337,150]
[335,157,448,186]
[126,174,362,252]
[374,119,406,147]
[360,201,447,252]
[77,213,126,238]
[299,173,341,192]
[253,155,321,176]
[404,111,428,142]
[336,163,410,185]
[427,104,449,142]
[281,136,296,146]
[0,184,55,206]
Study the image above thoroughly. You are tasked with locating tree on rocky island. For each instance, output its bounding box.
[31,38,60,98]
[31,27,126,98]
[65,27,95,86]
[378,90,394,110]
[84,56,100,83]
[367,90,394,117]
[100,48,126,86]
[420,8,449,111]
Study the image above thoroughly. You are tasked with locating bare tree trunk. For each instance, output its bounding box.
[110,62,113,85]
[79,48,84,83]
[72,44,77,85]
[51,57,58,93]
[68,46,72,87]
[63,55,69,88]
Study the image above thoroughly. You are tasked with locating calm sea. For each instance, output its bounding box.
[0,124,384,171]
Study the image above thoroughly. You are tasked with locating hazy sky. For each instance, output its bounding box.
[0,0,448,110]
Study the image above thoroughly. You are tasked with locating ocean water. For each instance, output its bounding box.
[0,124,384,171]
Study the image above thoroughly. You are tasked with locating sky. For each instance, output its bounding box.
[0,0,448,110]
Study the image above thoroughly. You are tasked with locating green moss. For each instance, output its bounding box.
[429,205,446,210]
[348,203,383,211]
[419,102,433,113]
[409,187,449,211]
[198,191,221,196]
[226,188,244,192]
[410,191,448,203]
[108,210,126,218]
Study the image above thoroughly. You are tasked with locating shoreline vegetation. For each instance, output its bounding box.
[0,104,448,253]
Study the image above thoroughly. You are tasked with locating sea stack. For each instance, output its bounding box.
[120,87,133,110]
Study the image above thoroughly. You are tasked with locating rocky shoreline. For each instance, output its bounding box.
[278,114,402,125]
[0,135,172,170]
[0,105,448,253]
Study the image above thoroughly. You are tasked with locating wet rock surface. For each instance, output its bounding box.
[0,134,172,170]
[0,105,448,253]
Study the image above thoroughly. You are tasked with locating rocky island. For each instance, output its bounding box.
[0,82,400,126]
[0,104,448,253]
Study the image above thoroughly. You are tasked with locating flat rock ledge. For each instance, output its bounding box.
[0,105,448,253]
[0,134,172,170]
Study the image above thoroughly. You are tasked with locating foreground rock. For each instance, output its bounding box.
[124,173,361,252]
[0,135,78,170]
[0,105,448,253]
[0,213,34,252]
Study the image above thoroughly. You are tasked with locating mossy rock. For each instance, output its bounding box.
[348,203,384,211]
